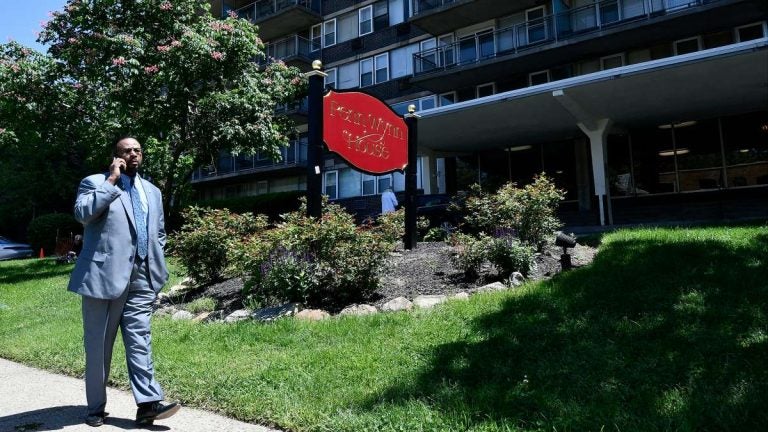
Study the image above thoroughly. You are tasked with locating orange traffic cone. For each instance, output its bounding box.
[39,248,45,259]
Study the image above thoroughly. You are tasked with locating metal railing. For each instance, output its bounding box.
[413,0,722,75]
[192,140,308,181]
[275,97,309,115]
[232,0,320,23]
[258,34,320,67]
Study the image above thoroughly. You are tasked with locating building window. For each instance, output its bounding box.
[525,6,547,45]
[736,22,766,42]
[323,19,336,47]
[324,170,338,199]
[360,58,373,87]
[476,82,495,98]
[529,70,550,86]
[375,53,389,83]
[601,53,624,70]
[256,180,268,195]
[373,1,389,30]
[325,68,337,89]
[439,91,456,106]
[674,37,700,55]
[378,174,393,193]
[362,173,376,195]
[310,24,321,51]
[359,5,373,36]
[419,95,436,110]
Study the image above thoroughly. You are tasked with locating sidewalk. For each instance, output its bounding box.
[0,358,279,432]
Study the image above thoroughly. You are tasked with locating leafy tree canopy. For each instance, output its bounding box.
[1,0,305,232]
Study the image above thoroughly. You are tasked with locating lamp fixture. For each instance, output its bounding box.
[506,145,533,152]
[658,148,690,157]
[658,120,697,130]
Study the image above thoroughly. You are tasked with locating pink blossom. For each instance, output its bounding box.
[72,82,83,89]
[68,37,78,44]
[112,56,126,66]
[0,128,6,134]
[290,77,302,85]
[156,45,171,52]
[10,64,20,72]
[144,65,159,74]
[170,39,181,47]
[40,20,49,29]
[160,1,172,11]
[228,10,239,18]
[21,48,31,56]
[210,51,224,61]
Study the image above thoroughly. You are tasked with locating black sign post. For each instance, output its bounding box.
[305,60,326,218]
[404,105,419,250]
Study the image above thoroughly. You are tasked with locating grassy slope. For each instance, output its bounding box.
[1,225,767,431]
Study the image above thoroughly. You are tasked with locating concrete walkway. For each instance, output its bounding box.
[0,358,279,432]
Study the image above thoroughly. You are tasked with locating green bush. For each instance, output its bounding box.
[170,207,268,284]
[488,235,535,277]
[449,232,492,279]
[452,174,565,250]
[233,200,394,311]
[26,213,81,255]
[186,297,218,314]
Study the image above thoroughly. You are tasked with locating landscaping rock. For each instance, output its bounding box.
[225,309,251,323]
[475,281,508,293]
[450,292,470,300]
[339,304,378,316]
[171,310,194,321]
[382,297,413,312]
[509,272,525,287]
[154,306,178,316]
[295,309,330,321]
[193,312,213,323]
[251,302,302,322]
[413,295,447,309]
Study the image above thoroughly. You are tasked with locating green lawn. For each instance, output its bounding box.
[1,225,767,431]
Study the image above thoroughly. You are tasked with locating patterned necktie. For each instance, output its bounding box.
[127,177,148,259]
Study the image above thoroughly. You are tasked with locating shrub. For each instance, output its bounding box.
[451,174,565,250]
[449,232,492,279]
[186,297,217,314]
[233,200,394,311]
[488,234,535,277]
[27,213,81,256]
[170,207,268,284]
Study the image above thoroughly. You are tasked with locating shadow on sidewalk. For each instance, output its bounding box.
[0,405,170,431]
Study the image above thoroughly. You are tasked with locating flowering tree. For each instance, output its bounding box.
[3,0,304,218]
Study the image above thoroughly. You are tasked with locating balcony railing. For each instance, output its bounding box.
[258,34,320,67]
[192,140,308,181]
[232,0,320,23]
[414,0,722,75]
[275,96,309,116]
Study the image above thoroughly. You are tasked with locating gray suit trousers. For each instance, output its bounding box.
[81,258,164,414]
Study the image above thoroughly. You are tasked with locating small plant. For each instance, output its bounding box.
[256,247,317,304]
[488,234,535,277]
[186,297,217,314]
[449,232,492,279]
[170,207,268,284]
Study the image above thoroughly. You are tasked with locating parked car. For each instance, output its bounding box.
[0,236,34,260]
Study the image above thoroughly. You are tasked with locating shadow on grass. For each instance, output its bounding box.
[0,259,73,285]
[370,232,768,430]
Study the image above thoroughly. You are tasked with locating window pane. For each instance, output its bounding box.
[362,174,376,195]
[722,111,768,187]
[477,84,494,98]
[375,54,389,83]
[673,119,722,191]
[359,7,372,35]
[675,38,699,55]
[420,96,435,110]
[738,24,765,42]
[377,176,391,192]
[439,93,455,106]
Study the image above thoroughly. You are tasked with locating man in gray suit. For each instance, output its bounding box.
[68,137,180,427]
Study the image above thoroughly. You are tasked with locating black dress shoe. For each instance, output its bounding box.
[135,401,180,425]
[85,411,108,427]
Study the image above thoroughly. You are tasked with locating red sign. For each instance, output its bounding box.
[323,90,408,174]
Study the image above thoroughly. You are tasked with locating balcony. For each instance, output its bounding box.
[275,96,309,122]
[231,0,321,40]
[411,0,757,92]
[258,34,320,71]
[410,0,539,35]
[191,140,308,183]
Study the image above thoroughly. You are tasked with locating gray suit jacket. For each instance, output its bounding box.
[67,173,169,299]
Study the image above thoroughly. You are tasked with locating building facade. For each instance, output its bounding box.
[200,0,768,227]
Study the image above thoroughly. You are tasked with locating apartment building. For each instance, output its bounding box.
[199,0,768,226]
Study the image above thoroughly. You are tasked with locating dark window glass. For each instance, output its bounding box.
[722,111,768,187]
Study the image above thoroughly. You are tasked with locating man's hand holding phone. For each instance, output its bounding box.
[107,157,126,185]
